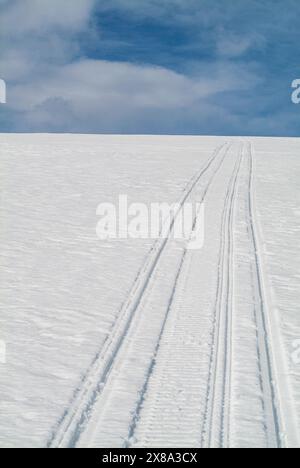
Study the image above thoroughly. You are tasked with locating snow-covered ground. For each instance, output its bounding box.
[0,134,299,448]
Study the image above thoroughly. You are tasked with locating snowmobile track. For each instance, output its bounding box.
[48,142,231,448]
[201,141,284,448]
[244,142,282,448]
[201,144,242,448]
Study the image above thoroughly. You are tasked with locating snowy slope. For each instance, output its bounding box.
[0,134,299,448]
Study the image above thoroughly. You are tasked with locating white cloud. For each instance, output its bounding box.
[0,0,262,134]
[0,0,96,36]
[0,0,98,85]
[11,59,254,109]
[5,58,260,133]
[0,0,276,135]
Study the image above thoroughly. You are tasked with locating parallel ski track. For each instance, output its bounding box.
[48,142,230,448]
[201,145,243,448]
[202,141,284,448]
[124,144,231,448]
[245,142,282,448]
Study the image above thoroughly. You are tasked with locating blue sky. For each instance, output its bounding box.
[0,0,299,136]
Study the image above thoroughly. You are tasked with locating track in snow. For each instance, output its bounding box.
[48,142,230,448]
[123,144,229,447]
[244,142,282,447]
[201,144,242,448]
[48,141,290,449]
[201,141,283,448]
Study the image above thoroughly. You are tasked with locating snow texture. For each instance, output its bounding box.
[0,134,299,448]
